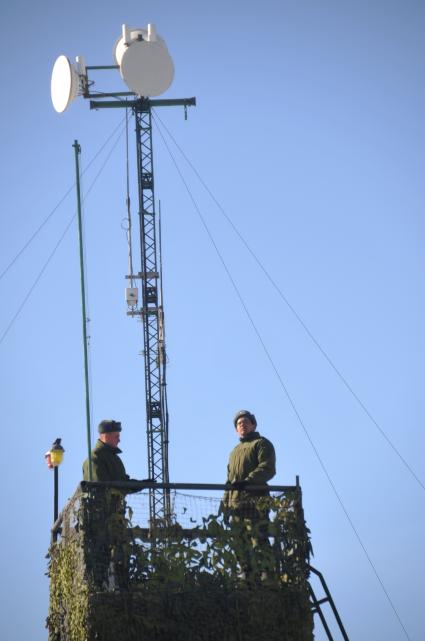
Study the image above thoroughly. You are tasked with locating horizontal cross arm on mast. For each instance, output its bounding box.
[89,97,197,110]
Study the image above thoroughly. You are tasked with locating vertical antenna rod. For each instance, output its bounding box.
[158,200,170,511]
[73,140,92,481]
[125,106,135,289]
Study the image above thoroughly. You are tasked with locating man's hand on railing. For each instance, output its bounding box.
[231,480,249,490]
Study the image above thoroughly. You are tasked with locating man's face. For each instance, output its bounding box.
[102,431,121,448]
[235,416,256,438]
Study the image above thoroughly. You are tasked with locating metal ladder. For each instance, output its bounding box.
[308,565,350,641]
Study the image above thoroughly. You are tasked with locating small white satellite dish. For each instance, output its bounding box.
[113,24,174,97]
[51,55,84,113]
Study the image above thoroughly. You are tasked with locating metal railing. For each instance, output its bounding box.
[47,481,314,641]
[51,481,310,581]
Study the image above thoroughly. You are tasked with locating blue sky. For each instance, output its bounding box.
[0,1,424,640]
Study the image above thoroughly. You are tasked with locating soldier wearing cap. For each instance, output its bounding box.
[223,410,276,579]
[83,419,130,482]
[223,410,276,511]
[82,420,134,590]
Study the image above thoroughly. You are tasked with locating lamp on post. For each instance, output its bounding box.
[45,438,65,530]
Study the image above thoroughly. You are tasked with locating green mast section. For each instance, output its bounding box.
[73,140,92,481]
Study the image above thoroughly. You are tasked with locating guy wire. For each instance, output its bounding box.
[153,119,412,641]
[0,115,127,283]
[151,110,424,494]
[0,123,126,347]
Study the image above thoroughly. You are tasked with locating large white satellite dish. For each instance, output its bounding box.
[120,40,174,97]
[51,55,85,113]
[113,24,174,97]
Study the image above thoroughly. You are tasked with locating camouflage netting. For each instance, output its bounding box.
[47,485,314,641]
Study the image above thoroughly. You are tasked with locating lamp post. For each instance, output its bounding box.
[45,438,65,527]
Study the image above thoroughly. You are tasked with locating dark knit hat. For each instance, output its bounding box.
[233,410,257,428]
[98,419,122,434]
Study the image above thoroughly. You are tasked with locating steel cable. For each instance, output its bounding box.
[153,119,413,641]
[152,110,424,494]
[0,115,127,283]
[0,124,125,347]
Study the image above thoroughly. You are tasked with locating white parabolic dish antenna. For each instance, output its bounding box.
[114,24,174,97]
[51,55,81,113]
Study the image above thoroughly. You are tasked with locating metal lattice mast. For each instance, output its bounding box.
[124,96,195,529]
[50,22,195,529]
[134,102,170,525]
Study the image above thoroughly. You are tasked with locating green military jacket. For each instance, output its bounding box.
[83,440,130,482]
[224,431,276,510]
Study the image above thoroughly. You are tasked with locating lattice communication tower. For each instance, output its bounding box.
[51,23,196,525]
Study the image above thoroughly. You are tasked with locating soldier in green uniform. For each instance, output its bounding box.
[83,419,129,482]
[82,419,134,590]
[223,410,276,579]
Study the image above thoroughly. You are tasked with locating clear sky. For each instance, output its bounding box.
[0,1,424,640]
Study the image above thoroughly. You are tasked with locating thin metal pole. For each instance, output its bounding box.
[54,466,59,523]
[125,107,135,287]
[73,140,92,481]
[158,200,170,519]
[52,466,59,543]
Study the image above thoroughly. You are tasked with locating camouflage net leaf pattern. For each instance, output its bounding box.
[47,486,314,641]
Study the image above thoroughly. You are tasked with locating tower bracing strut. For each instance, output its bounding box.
[135,102,170,525]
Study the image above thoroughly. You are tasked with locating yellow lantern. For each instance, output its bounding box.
[49,438,65,467]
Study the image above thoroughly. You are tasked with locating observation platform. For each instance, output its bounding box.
[47,482,313,641]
